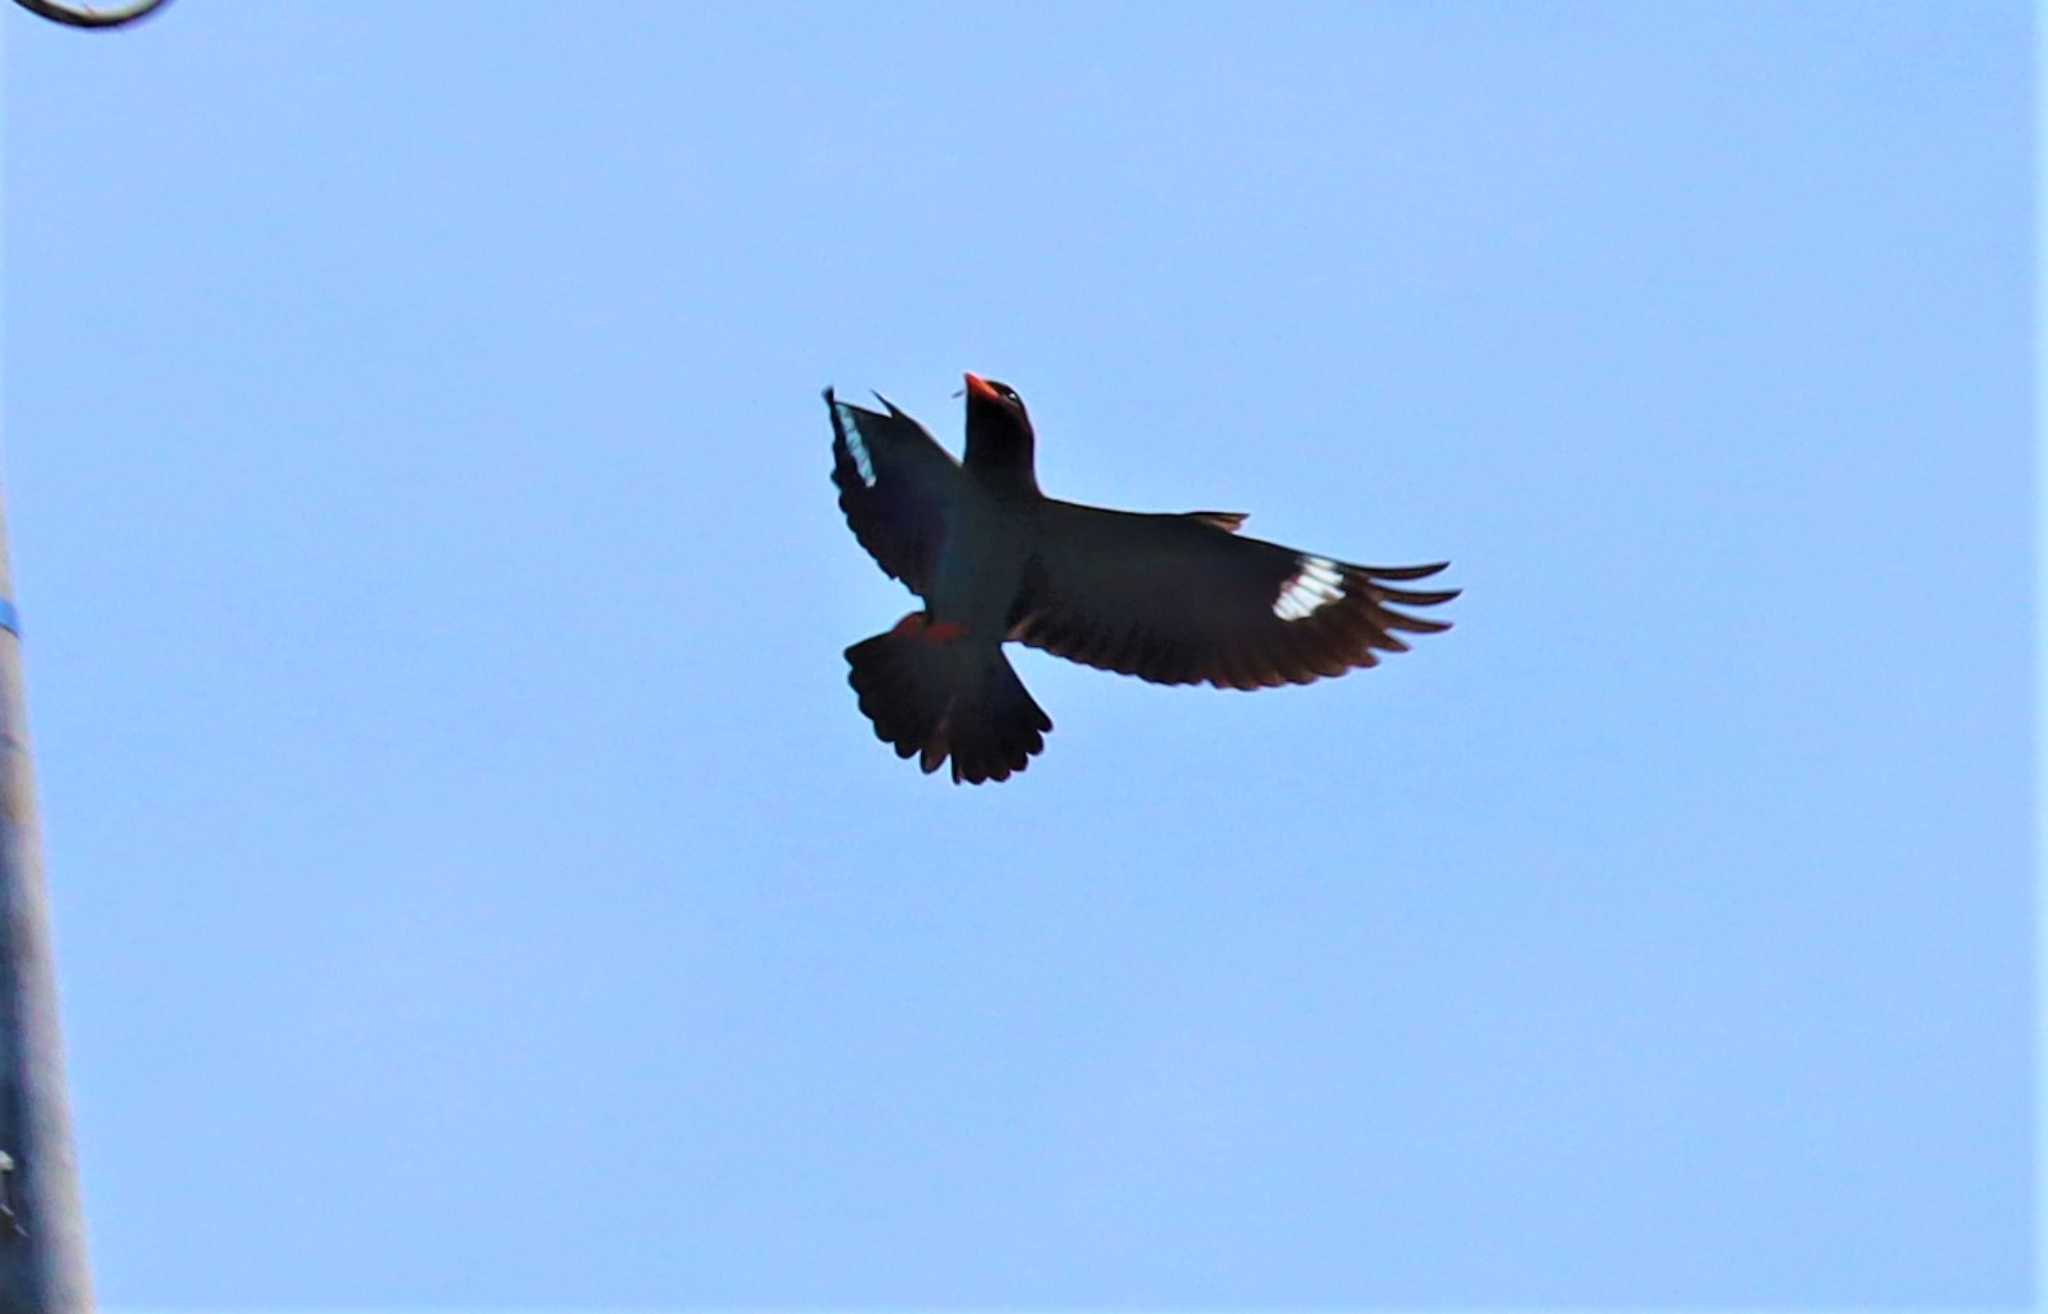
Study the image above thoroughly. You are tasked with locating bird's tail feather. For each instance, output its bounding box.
[846,615,1052,785]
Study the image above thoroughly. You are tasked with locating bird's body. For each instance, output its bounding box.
[828,374,1457,784]
[925,474,1030,644]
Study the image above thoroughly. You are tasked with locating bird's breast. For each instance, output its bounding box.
[929,488,1032,639]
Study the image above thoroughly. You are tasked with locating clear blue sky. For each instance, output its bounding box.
[1,3,2030,1306]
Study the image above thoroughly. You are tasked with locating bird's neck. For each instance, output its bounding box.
[965,432,1041,498]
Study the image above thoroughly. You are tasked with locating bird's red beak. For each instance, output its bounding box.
[964,372,1001,404]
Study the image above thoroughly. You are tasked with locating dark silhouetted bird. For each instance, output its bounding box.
[827,374,1458,784]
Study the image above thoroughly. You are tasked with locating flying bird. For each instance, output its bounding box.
[827,374,1458,784]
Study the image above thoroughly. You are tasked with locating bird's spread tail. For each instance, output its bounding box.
[845,614,1052,785]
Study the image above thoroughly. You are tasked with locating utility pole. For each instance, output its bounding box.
[0,2,175,1307]
[0,512,90,1312]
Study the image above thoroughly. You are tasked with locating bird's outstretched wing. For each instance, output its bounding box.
[1010,500,1457,688]
[826,388,963,599]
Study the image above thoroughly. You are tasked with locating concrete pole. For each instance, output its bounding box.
[0,494,91,1311]
[0,11,121,1309]
[0,6,180,1307]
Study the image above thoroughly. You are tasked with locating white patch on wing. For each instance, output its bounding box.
[1273,555,1345,621]
[834,402,877,487]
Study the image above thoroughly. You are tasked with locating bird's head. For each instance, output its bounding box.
[962,372,1039,491]
[964,372,1030,430]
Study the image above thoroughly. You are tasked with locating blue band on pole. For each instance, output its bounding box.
[0,601,19,637]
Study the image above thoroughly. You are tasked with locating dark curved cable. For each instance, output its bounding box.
[10,0,172,29]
